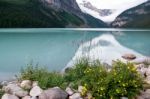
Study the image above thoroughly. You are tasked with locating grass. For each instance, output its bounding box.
[19,59,143,98]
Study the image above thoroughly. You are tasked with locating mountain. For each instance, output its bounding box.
[111,1,150,28]
[0,0,107,28]
[76,0,147,23]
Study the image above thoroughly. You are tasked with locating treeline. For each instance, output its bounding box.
[0,0,84,28]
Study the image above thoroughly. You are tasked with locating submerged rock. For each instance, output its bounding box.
[122,53,136,60]
[39,87,68,99]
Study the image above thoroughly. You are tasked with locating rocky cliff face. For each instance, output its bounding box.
[0,0,108,28]
[41,0,82,14]
[40,0,108,27]
[111,1,150,28]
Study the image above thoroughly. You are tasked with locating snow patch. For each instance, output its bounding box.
[76,0,148,22]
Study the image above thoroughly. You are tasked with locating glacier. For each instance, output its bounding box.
[76,0,148,22]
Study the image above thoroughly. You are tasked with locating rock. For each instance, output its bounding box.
[69,93,82,99]
[0,81,8,86]
[78,86,83,93]
[31,97,38,99]
[20,80,32,90]
[144,77,150,84]
[138,89,150,99]
[22,96,31,99]
[86,93,92,99]
[3,84,28,97]
[146,67,150,76]
[143,83,150,89]
[32,81,38,87]
[30,86,43,97]
[122,53,136,60]
[136,67,147,77]
[1,93,19,99]
[132,57,150,65]
[121,97,128,99]
[136,96,144,99]
[65,87,74,96]
[136,64,145,69]
[39,87,68,99]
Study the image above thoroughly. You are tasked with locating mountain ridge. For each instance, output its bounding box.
[0,0,108,28]
[76,0,147,23]
[111,1,150,28]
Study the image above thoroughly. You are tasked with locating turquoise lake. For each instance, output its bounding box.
[0,28,150,80]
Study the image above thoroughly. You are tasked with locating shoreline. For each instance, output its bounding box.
[0,56,150,99]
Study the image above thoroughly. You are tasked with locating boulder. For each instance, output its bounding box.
[136,67,147,77]
[121,97,128,99]
[30,86,43,97]
[0,81,8,86]
[65,87,74,96]
[136,96,144,99]
[3,84,28,97]
[1,93,19,99]
[85,93,92,99]
[69,93,82,99]
[132,57,150,65]
[22,96,31,99]
[146,67,150,76]
[32,81,38,87]
[39,87,68,99]
[122,53,136,60]
[138,89,150,99]
[144,77,150,84]
[20,80,32,90]
[136,64,145,69]
[78,86,84,93]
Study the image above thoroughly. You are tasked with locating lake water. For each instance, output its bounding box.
[0,28,150,81]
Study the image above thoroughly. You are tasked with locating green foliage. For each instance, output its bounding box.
[20,63,66,89]
[0,90,4,98]
[64,59,143,99]
[107,61,143,99]
[20,59,143,98]
[0,0,84,28]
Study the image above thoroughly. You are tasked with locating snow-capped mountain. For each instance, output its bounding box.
[76,0,148,23]
[111,0,150,28]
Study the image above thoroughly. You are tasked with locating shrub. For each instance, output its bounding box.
[19,59,143,98]
[106,61,143,98]
[0,90,4,98]
[64,58,90,88]
[65,59,143,99]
